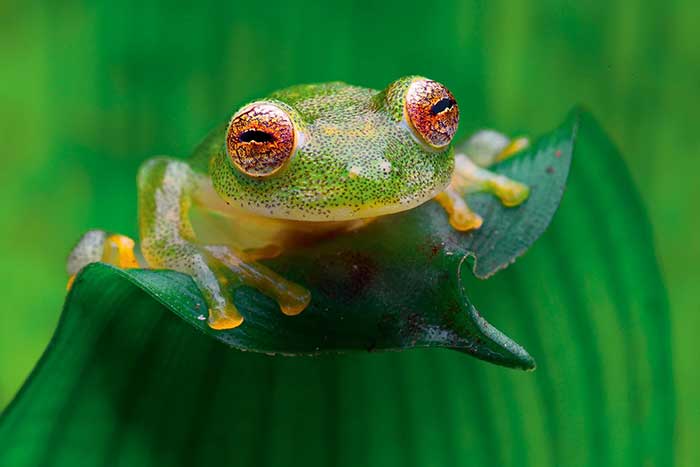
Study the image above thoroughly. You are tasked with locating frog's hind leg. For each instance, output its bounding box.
[452,154,530,207]
[66,230,142,289]
[459,129,530,167]
[435,131,530,232]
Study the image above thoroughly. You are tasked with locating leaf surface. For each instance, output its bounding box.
[69,112,575,369]
[0,111,673,467]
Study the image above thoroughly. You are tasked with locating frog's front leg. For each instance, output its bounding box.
[203,246,310,317]
[138,158,310,330]
[435,131,530,232]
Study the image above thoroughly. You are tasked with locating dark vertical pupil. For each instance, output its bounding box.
[430,98,455,115]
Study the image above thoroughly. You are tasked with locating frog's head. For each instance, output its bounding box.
[211,76,459,221]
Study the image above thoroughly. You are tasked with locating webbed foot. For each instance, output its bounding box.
[141,240,311,331]
[67,230,141,290]
[434,187,483,231]
[204,245,311,323]
[66,231,311,330]
[435,130,530,232]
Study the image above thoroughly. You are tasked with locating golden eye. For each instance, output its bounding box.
[404,79,459,150]
[226,103,297,177]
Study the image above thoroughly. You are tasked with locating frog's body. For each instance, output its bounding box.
[67,76,530,330]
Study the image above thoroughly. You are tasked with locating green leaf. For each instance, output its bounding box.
[0,110,672,467]
[61,112,576,370]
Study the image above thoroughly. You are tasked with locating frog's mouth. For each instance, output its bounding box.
[239,177,451,224]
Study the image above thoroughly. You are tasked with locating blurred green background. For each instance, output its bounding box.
[0,0,697,463]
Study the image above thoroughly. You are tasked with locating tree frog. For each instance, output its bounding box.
[67,76,529,330]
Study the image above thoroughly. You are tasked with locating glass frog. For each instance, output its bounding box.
[67,76,530,330]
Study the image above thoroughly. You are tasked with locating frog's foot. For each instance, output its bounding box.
[453,154,530,207]
[146,243,310,331]
[434,187,483,231]
[204,245,311,318]
[458,129,529,167]
[67,230,142,290]
[435,153,530,232]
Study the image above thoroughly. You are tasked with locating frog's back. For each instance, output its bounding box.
[268,82,377,122]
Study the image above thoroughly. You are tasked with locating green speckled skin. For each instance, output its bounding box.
[205,77,454,220]
[130,76,460,327]
[68,76,529,330]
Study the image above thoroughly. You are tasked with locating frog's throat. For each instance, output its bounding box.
[230,183,449,223]
[196,170,450,222]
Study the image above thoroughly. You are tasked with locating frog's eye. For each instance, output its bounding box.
[404,79,459,150]
[226,103,297,177]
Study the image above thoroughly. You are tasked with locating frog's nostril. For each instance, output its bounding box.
[239,130,275,143]
[430,97,456,116]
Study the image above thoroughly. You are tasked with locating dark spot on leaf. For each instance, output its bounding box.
[400,312,426,342]
[546,166,555,174]
[445,303,460,319]
[312,251,378,302]
[418,237,447,261]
